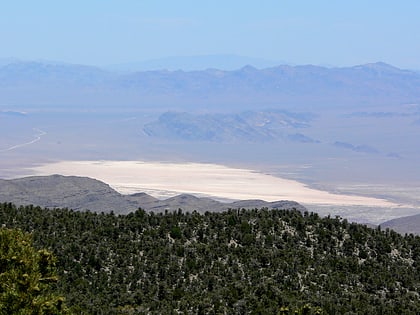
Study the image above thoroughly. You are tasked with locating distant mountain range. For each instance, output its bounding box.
[105,54,285,72]
[1,60,420,110]
[0,175,305,215]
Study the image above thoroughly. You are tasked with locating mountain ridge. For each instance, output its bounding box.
[0,175,306,215]
[1,60,419,110]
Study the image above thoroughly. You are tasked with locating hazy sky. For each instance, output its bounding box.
[2,1,420,69]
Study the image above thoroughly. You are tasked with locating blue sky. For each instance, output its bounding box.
[2,1,420,69]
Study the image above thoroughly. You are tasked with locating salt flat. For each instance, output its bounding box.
[27,160,400,207]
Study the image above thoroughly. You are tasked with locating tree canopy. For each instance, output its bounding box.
[1,202,419,314]
[0,227,69,315]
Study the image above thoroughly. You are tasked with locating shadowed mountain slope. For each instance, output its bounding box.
[381,213,420,235]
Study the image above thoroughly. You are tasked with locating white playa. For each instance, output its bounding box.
[27,160,399,207]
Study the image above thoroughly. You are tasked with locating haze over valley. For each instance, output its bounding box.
[2,1,420,231]
[1,60,420,228]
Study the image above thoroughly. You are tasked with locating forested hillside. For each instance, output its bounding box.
[1,203,419,314]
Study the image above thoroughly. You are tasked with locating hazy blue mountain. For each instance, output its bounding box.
[105,54,284,72]
[0,61,110,86]
[333,142,379,154]
[287,133,320,143]
[1,61,420,110]
[0,57,21,66]
[143,110,314,142]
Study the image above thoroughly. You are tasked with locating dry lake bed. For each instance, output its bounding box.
[10,159,418,224]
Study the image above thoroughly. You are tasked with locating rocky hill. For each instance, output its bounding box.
[0,175,305,214]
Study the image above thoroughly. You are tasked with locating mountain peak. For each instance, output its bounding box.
[239,65,258,72]
[353,62,406,73]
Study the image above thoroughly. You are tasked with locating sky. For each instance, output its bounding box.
[1,1,420,69]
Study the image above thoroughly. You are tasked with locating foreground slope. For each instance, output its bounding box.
[1,203,419,314]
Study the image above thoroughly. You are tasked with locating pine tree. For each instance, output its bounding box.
[0,228,70,314]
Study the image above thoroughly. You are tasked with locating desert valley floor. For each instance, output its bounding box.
[3,159,416,225]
